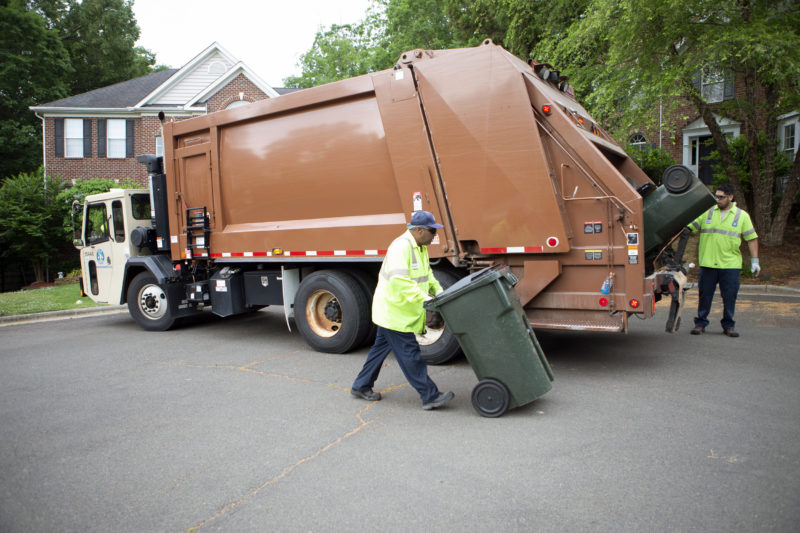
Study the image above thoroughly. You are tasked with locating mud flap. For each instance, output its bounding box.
[280,266,299,331]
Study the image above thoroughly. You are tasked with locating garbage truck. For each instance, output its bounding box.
[73,40,715,364]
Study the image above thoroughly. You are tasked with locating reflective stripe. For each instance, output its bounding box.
[732,208,742,227]
[690,220,701,230]
[700,228,741,238]
[381,267,410,280]
[742,228,756,237]
[705,207,715,224]
[411,275,429,283]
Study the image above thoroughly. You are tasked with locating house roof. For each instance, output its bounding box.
[35,69,179,109]
[31,42,281,114]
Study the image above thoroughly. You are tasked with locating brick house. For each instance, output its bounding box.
[625,70,799,186]
[30,43,290,186]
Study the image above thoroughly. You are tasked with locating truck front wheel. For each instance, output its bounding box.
[127,271,179,331]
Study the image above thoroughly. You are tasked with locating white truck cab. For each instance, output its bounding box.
[75,189,152,304]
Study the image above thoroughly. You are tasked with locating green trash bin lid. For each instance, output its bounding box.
[429,265,518,308]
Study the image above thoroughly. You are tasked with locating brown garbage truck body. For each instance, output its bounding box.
[75,41,714,363]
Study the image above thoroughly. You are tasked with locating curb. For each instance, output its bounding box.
[0,305,126,326]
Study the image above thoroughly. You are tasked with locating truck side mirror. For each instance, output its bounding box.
[73,238,84,249]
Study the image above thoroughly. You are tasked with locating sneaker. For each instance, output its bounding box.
[422,391,454,411]
[690,326,705,335]
[351,388,381,401]
[723,329,740,338]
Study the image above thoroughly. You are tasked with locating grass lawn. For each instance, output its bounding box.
[0,283,102,317]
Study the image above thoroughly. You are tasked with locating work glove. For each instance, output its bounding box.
[425,310,444,329]
[751,257,760,277]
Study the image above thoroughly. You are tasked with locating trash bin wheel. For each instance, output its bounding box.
[471,378,510,418]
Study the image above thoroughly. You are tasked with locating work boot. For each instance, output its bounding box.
[422,391,454,410]
[690,326,705,335]
[351,388,381,401]
[723,328,740,338]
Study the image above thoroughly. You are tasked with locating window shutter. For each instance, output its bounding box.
[724,70,734,100]
[54,118,64,157]
[126,119,135,158]
[83,119,92,158]
[97,119,106,158]
[692,70,701,93]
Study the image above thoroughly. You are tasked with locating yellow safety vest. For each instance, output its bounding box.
[688,202,757,269]
[372,230,444,333]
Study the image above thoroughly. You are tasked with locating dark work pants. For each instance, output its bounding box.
[352,326,440,403]
[694,267,741,330]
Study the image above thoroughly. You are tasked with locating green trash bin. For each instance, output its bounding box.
[425,265,554,417]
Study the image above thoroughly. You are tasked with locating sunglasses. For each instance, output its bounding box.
[715,194,729,200]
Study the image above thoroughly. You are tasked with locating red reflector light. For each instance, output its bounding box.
[542,104,552,115]
[599,297,609,307]
[577,116,584,124]
[629,299,640,308]
[547,237,559,247]
[174,263,181,271]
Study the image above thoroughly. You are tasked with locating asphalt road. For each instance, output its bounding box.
[1,293,799,532]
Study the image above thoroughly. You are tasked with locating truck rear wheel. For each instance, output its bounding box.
[127,271,179,331]
[295,270,371,353]
[418,269,463,365]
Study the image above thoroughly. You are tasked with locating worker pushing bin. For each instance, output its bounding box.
[425,265,554,417]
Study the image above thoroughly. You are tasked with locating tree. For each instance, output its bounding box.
[0,168,67,283]
[0,0,72,179]
[534,0,800,245]
[43,0,157,95]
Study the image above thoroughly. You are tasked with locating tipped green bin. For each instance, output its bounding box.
[425,265,553,417]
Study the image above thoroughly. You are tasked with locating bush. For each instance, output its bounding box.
[0,168,67,282]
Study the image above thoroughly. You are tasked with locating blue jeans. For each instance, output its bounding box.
[694,267,741,330]
[352,327,440,403]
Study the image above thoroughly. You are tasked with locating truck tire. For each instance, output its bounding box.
[295,270,371,354]
[127,271,179,331]
[341,267,378,347]
[418,269,463,365]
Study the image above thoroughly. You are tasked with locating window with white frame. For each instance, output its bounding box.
[629,132,648,151]
[64,118,83,158]
[695,68,734,104]
[784,124,796,155]
[107,119,126,158]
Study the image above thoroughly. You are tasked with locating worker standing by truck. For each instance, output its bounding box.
[688,183,759,337]
[351,211,455,410]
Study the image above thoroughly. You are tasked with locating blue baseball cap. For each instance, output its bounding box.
[407,210,444,230]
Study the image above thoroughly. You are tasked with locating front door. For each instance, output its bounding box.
[698,135,718,185]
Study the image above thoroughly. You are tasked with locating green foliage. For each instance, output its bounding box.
[0,0,72,179]
[708,134,795,205]
[0,168,67,281]
[50,0,156,95]
[624,147,677,185]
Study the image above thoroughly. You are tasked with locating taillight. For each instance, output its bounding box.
[599,297,609,307]
[629,299,640,308]
[542,104,552,115]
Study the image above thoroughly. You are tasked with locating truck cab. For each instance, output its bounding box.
[75,189,152,304]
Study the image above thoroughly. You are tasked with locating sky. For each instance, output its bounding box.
[132,0,374,87]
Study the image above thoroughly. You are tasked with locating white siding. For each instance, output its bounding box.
[153,51,234,105]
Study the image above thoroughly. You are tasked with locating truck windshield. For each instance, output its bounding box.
[131,194,150,220]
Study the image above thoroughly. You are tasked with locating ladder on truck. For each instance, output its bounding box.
[185,206,210,258]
